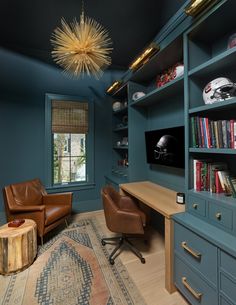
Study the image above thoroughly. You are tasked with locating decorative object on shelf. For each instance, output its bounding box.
[227,33,236,49]
[106,80,123,95]
[132,91,146,101]
[203,77,236,105]
[51,0,112,79]
[184,0,217,17]
[122,115,128,125]
[129,42,160,71]
[156,62,184,88]
[112,101,122,111]
[121,137,128,146]
[176,192,185,204]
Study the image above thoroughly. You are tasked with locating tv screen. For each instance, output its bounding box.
[145,126,185,168]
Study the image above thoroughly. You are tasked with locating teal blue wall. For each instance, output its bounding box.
[147,99,185,192]
[0,47,123,213]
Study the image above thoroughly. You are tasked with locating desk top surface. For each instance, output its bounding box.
[120,181,185,218]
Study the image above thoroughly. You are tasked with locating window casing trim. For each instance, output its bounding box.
[45,93,94,189]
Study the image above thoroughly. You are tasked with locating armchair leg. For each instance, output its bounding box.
[65,219,69,227]
[41,236,43,246]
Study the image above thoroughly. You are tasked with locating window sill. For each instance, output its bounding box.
[46,182,95,193]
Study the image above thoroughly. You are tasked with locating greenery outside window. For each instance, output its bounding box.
[45,94,94,189]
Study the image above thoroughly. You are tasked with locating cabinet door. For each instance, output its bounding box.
[175,256,218,305]
[188,195,206,217]
[209,202,233,231]
[220,251,236,304]
[175,222,217,285]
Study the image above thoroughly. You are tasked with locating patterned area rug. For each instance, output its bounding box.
[0,218,147,305]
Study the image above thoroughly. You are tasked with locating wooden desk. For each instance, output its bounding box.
[120,181,185,293]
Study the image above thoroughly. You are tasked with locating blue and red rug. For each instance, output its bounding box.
[0,217,146,305]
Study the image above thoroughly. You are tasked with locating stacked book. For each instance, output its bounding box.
[193,159,236,197]
[191,117,236,148]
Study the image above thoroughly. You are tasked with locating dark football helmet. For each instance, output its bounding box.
[154,135,178,164]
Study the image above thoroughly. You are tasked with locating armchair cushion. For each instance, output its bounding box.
[45,205,72,226]
[11,178,46,205]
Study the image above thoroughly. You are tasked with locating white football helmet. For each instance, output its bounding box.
[203,77,236,104]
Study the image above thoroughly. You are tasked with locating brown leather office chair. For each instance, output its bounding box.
[3,178,72,245]
[101,185,146,265]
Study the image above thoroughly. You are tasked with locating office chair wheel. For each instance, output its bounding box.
[109,258,115,265]
[141,257,146,264]
[101,239,106,246]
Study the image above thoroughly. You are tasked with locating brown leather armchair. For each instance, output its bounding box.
[3,178,72,244]
[101,185,146,265]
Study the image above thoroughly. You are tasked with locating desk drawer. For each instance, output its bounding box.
[188,195,206,217]
[220,296,234,305]
[208,202,233,230]
[175,222,217,285]
[220,251,236,303]
[175,256,217,305]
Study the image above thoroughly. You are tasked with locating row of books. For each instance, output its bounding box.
[191,117,236,149]
[193,160,236,197]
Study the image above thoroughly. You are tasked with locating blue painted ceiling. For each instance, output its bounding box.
[0,0,186,70]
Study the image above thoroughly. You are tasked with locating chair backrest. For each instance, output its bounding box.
[4,178,47,208]
[101,186,121,232]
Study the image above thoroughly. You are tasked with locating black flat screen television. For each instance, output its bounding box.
[145,126,185,168]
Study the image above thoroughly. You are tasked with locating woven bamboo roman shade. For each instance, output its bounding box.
[52,100,88,134]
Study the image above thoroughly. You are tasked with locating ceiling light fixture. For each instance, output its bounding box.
[51,0,113,79]
[106,80,123,95]
[129,43,160,71]
[184,0,217,17]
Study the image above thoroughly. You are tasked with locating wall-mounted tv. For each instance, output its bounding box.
[145,126,185,168]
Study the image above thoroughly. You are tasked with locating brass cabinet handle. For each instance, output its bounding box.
[181,241,201,260]
[193,203,198,209]
[182,277,203,300]
[215,213,221,220]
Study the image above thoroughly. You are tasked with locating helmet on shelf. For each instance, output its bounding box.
[154,135,178,164]
[203,77,236,105]
[112,101,122,111]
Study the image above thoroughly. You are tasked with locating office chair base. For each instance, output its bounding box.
[101,235,146,265]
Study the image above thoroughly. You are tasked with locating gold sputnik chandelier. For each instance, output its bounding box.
[51,0,113,79]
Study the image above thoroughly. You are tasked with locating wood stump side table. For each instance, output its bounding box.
[0,219,37,275]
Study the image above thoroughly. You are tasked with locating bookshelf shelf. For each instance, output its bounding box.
[189,148,236,154]
[189,97,236,114]
[130,75,184,107]
[189,189,236,206]
[113,146,128,150]
[112,107,128,115]
[113,126,128,132]
[188,47,236,78]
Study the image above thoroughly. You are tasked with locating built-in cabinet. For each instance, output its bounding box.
[174,1,236,304]
[105,85,129,189]
[106,1,236,303]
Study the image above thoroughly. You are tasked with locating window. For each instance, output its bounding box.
[45,94,94,188]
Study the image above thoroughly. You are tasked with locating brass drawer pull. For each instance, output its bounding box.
[215,213,221,220]
[182,277,202,301]
[181,241,201,260]
[193,203,198,209]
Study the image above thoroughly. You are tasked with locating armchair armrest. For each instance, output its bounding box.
[9,205,45,213]
[43,193,72,205]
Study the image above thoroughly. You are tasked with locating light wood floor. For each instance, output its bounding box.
[74,210,189,305]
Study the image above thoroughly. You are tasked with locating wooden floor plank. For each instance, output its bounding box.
[74,210,189,305]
